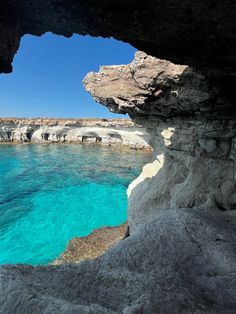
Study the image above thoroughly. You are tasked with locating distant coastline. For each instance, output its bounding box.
[0,118,152,150]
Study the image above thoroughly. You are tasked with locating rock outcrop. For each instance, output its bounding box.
[0,1,235,75]
[0,2,236,313]
[0,118,151,150]
[0,52,235,313]
[1,209,236,313]
[84,52,236,229]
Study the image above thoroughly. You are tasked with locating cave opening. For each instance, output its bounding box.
[0,32,152,266]
[0,32,135,119]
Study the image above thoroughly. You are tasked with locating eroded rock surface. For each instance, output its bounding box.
[0,118,151,149]
[53,223,128,265]
[0,51,236,313]
[0,1,235,311]
[0,1,235,75]
[85,52,236,229]
[84,51,235,119]
[1,209,236,313]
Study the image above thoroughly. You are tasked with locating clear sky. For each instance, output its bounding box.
[0,33,136,118]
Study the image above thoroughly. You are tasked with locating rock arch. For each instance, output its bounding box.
[0,2,235,313]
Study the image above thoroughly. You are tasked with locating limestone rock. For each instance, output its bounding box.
[0,52,236,313]
[84,51,235,120]
[0,118,151,150]
[0,209,236,313]
[84,52,236,229]
[0,1,235,75]
[53,223,128,265]
[0,2,235,309]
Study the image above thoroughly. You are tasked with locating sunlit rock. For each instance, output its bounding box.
[85,52,236,229]
[0,118,151,150]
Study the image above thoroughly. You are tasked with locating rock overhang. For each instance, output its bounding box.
[0,2,235,313]
[84,51,236,120]
[0,0,235,76]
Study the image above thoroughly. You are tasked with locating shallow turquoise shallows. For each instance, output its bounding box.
[0,144,151,265]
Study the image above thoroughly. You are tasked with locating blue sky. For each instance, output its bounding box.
[0,33,136,118]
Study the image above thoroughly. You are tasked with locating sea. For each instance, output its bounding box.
[0,144,151,265]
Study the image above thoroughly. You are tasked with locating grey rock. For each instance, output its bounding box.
[1,50,236,313]
[0,0,235,75]
[0,209,236,313]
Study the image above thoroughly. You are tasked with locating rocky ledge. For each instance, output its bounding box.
[0,118,151,150]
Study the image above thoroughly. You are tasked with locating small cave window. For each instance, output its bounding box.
[43,133,49,141]
[26,131,33,140]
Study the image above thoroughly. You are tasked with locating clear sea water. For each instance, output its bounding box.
[0,144,151,265]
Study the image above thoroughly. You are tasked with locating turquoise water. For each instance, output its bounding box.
[0,144,150,265]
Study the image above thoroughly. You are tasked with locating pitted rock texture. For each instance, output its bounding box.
[0,2,236,311]
[84,52,236,229]
[0,1,235,75]
[1,52,236,313]
[0,118,151,149]
[128,118,236,229]
[1,209,236,313]
[53,223,128,265]
[84,51,235,119]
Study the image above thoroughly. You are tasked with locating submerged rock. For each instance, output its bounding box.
[1,209,236,313]
[53,223,128,265]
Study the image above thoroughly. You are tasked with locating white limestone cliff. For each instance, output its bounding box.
[0,118,151,150]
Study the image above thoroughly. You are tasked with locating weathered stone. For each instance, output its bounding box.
[1,51,236,313]
[0,1,235,312]
[84,51,235,119]
[53,223,128,265]
[0,118,151,150]
[0,209,236,313]
[84,52,236,229]
[0,1,235,75]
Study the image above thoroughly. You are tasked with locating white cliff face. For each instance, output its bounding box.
[128,119,236,229]
[0,118,151,150]
[84,52,236,229]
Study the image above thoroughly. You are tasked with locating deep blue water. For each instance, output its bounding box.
[0,144,150,265]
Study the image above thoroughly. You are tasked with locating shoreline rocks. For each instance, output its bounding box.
[0,118,151,150]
